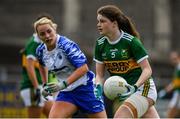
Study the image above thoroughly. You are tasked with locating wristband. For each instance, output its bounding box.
[63,80,68,87]
[134,85,138,92]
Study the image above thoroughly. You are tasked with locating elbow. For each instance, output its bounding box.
[81,64,89,74]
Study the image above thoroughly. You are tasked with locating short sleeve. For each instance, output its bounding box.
[93,38,104,64]
[60,36,87,68]
[130,38,148,63]
[35,44,45,66]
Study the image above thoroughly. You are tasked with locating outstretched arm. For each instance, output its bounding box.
[66,64,89,85]
[45,64,89,93]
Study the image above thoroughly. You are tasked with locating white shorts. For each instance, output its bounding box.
[169,90,180,108]
[135,78,157,103]
[20,88,54,107]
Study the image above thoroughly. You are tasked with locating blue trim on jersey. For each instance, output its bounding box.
[36,44,46,66]
[36,35,87,68]
[86,70,94,82]
[58,36,87,68]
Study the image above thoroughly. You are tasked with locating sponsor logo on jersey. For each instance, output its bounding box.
[104,59,140,74]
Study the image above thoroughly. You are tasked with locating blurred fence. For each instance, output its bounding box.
[0,80,27,118]
[156,99,170,118]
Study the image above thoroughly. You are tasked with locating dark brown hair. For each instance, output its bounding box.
[97,5,140,38]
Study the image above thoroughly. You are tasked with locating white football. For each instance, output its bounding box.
[104,76,128,100]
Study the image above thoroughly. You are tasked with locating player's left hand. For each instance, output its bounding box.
[42,84,52,100]
[46,81,68,93]
[118,84,138,101]
[94,84,103,100]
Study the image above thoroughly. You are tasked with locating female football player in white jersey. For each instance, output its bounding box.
[34,16,107,118]
[94,5,159,118]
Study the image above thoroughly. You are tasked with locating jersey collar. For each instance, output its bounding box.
[107,30,124,45]
[44,34,60,53]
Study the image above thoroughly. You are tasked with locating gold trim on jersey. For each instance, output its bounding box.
[173,78,180,88]
[22,54,40,68]
[104,59,140,74]
[142,80,150,97]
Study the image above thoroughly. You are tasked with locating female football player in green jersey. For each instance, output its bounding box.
[94,5,159,118]
[158,51,180,118]
[20,33,54,118]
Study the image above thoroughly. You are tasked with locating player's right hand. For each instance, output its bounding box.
[118,84,138,101]
[42,83,52,100]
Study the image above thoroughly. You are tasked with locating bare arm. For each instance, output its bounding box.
[135,59,152,87]
[66,64,89,85]
[39,64,48,84]
[26,58,39,88]
[95,63,105,85]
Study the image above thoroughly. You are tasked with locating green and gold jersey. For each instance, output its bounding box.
[20,34,42,90]
[172,63,180,91]
[94,31,149,85]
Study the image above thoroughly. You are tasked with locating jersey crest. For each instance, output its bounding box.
[121,49,129,58]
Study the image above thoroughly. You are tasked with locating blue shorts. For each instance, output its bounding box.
[56,82,105,114]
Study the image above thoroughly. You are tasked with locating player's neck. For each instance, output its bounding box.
[108,30,121,42]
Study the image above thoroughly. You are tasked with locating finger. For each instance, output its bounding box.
[47,82,56,87]
[42,89,51,96]
[44,97,48,101]
[118,91,131,98]
[47,84,57,90]
[125,84,132,89]
[48,87,59,93]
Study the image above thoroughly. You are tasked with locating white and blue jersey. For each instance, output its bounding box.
[36,35,94,91]
[36,35,105,114]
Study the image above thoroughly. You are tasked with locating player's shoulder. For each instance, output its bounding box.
[57,35,77,50]
[121,32,135,42]
[25,36,34,46]
[36,43,45,54]
[25,35,40,47]
[57,35,73,46]
[96,36,108,45]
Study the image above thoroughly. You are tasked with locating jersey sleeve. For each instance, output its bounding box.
[60,36,87,68]
[25,36,37,60]
[93,37,104,64]
[36,44,45,66]
[130,38,148,63]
